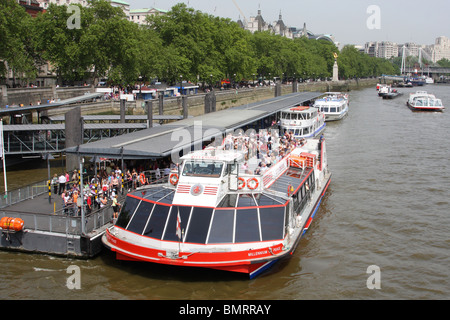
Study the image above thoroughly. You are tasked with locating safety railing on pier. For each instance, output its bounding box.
[0,179,49,208]
[0,205,113,235]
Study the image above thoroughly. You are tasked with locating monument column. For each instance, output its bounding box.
[332,52,339,82]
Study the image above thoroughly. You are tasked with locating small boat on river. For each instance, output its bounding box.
[378,84,391,97]
[406,91,444,111]
[313,92,349,121]
[279,105,326,138]
[102,131,331,278]
[382,88,403,100]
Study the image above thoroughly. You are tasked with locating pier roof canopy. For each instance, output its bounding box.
[65,91,322,159]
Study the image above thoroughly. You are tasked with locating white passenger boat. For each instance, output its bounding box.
[378,84,391,97]
[425,77,434,84]
[279,106,326,138]
[406,91,444,111]
[102,132,331,278]
[313,92,349,121]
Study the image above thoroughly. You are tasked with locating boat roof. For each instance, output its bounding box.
[181,148,244,163]
[282,106,318,113]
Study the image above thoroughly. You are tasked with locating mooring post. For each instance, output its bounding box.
[146,100,153,128]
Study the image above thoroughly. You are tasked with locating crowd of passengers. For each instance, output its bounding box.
[51,159,174,216]
[50,131,311,216]
[223,130,306,175]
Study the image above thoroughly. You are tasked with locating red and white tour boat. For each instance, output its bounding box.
[102,131,331,278]
[406,91,445,111]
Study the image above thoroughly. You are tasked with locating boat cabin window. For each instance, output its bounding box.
[282,112,290,120]
[330,107,336,112]
[298,112,310,120]
[182,161,224,178]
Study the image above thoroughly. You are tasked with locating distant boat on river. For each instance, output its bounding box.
[406,91,444,111]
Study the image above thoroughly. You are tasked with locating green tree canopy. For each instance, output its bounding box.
[0,0,37,82]
[1,0,400,85]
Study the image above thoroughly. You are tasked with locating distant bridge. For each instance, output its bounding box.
[401,66,450,76]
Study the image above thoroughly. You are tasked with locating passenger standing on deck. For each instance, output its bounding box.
[100,195,108,208]
[58,173,66,195]
[51,174,58,194]
[112,195,120,219]
[64,172,70,191]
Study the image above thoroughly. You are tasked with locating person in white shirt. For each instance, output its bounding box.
[58,174,66,195]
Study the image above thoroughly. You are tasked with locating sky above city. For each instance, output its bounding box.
[129,0,450,46]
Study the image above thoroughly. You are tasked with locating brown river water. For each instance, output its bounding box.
[0,85,449,300]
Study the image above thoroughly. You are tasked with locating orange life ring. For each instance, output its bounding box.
[139,173,146,184]
[238,177,246,189]
[247,177,259,190]
[169,173,179,186]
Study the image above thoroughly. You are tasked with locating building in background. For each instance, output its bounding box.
[237,8,336,45]
[424,36,450,63]
[17,0,44,16]
[129,7,167,25]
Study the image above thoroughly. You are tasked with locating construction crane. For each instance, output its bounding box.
[232,0,248,25]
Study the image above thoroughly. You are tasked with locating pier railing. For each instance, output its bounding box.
[0,179,49,208]
[0,204,113,235]
[0,174,169,236]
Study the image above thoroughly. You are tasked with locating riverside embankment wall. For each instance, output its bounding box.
[39,78,380,119]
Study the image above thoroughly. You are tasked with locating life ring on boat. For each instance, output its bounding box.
[139,173,146,185]
[287,184,295,196]
[247,178,259,190]
[169,173,179,186]
[238,177,246,189]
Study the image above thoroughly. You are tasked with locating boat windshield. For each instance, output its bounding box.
[182,161,224,178]
[431,99,442,106]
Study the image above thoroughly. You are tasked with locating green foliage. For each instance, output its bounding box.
[437,58,450,68]
[1,0,400,85]
[338,45,399,78]
[0,0,37,80]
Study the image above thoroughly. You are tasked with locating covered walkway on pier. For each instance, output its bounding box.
[65,91,322,160]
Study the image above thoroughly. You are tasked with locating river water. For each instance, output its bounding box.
[1,84,449,300]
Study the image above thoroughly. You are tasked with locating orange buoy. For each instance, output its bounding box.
[0,217,24,232]
[169,173,179,186]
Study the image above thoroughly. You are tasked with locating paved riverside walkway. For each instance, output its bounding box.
[2,193,64,215]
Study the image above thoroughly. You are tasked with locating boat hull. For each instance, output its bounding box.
[324,108,348,121]
[102,174,331,278]
[406,102,444,112]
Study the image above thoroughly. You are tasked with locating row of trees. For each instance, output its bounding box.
[1,0,399,86]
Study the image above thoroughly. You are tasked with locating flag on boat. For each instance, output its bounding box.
[176,208,182,239]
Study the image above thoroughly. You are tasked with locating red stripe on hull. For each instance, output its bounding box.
[104,229,284,275]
